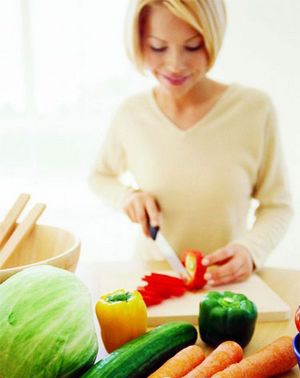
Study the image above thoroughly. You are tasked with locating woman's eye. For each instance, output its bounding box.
[150,46,167,52]
[185,45,203,52]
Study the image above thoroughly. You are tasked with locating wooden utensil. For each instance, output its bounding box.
[0,193,30,247]
[0,202,46,269]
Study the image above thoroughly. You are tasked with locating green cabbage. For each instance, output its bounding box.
[0,265,98,378]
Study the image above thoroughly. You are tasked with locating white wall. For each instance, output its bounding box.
[212,0,300,267]
[0,1,299,267]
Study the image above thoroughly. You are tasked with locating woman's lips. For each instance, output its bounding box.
[162,74,189,86]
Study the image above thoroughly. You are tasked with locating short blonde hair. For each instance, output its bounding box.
[125,0,227,72]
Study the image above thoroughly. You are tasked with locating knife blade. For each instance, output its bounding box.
[149,225,191,281]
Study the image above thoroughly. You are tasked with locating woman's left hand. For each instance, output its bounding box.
[202,244,254,286]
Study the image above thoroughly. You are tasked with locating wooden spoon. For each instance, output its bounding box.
[0,193,30,247]
[0,203,46,269]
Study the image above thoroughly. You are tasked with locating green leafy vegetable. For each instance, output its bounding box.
[0,265,98,378]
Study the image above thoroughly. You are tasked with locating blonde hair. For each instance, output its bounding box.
[125,0,227,72]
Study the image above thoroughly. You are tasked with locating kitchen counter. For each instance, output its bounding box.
[77,260,300,377]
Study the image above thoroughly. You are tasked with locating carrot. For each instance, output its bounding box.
[148,345,205,378]
[211,336,297,378]
[182,341,243,378]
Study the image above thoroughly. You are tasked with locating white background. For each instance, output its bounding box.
[0,0,299,267]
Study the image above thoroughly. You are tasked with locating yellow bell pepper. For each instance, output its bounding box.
[95,289,147,353]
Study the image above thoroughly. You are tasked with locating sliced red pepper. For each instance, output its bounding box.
[181,250,207,290]
[137,286,163,299]
[143,273,186,295]
[143,284,170,299]
[142,273,186,296]
[142,273,185,287]
[137,271,188,307]
[143,282,186,297]
[137,286,164,306]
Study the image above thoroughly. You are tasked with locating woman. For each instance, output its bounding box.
[89,0,293,286]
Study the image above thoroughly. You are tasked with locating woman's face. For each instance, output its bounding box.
[141,4,209,98]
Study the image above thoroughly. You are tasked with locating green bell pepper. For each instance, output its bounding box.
[199,290,257,348]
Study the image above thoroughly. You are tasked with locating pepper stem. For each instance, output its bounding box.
[107,291,132,303]
[218,296,240,308]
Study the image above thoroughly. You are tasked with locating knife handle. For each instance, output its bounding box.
[149,225,159,240]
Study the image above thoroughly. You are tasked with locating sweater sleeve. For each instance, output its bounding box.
[88,107,133,208]
[234,102,294,270]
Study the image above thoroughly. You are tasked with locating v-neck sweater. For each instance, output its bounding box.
[89,83,293,269]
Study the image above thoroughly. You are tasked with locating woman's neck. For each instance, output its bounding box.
[154,78,222,113]
[153,78,230,130]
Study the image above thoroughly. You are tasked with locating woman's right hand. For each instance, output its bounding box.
[122,190,160,237]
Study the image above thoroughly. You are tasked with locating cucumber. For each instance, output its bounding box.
[81,321,197,378]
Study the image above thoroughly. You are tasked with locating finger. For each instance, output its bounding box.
[207,269,241,286]
[209,270,246,286]
[145,197,160,227]
[123,205,136,223]
[205,257,242,284]
[202,246,235,266]
[220,267,249,285]
[127,207,136,223]
[133,201,149,236]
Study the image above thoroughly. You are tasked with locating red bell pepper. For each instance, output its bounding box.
[181,250,207,290]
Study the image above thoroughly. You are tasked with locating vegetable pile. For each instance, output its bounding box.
[0,265,98,378]
[86,285,296,377]
[1,263,297,378]
[81,331,297,378]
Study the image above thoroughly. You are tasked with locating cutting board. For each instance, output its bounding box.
[146,274,290,326]
[76,261,290,326]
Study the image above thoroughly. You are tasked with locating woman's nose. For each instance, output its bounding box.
[165,48,185,72]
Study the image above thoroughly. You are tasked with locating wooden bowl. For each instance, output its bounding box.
[0,224,80,283]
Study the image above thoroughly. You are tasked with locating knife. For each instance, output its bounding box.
[149,225,191,281]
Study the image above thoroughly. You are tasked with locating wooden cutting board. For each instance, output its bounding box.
[76,260,290,326]
[146,274,290,326]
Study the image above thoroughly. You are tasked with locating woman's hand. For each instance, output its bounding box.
[202,244,254,286]
[122,190,160,237]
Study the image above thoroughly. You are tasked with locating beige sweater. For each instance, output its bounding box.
[89,83,293,269]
